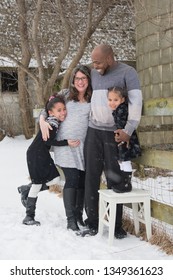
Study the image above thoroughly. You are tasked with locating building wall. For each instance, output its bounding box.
[0,74,36,136]
[135,0,173,112]
[0,93,22,136]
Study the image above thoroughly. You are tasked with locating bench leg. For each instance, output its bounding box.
[144,199,152,240]
[98,196,105,236]
[132,203,140,235]
[108,202,116,246]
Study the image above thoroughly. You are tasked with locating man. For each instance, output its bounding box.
[84,44,142,238]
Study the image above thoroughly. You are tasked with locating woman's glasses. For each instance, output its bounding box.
[74,76,88,82]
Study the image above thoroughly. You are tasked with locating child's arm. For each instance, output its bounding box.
[39,90,69,141]
[114,105,128,129]
[46,138,80,147]
[39,110,52,141]
[44,127,80,147]
[114,105,130,144]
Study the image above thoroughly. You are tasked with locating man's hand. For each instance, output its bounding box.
[68,139,80,147]
[40,115,52,141]
[114,129,130,143]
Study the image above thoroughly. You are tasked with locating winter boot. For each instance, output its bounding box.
[112,171,132,193]
[18,183,49,207]
[63,188,80,231]
[23,197,40,226]
[18,183,32,207]
[75,188,85,227]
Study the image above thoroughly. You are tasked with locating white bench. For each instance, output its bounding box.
[98,188,152,246]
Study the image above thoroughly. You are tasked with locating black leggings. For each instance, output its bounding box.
[61,167,85,190]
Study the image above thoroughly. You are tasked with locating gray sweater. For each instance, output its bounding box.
[90,62,142,136]
[41,91,90,171]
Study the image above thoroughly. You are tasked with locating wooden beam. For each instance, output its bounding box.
[133,149,173,170]
[124,200,173,226]
[139,115,173,127]
[138,131,173,146]
[143,97,173,116]
[151,200,173,225]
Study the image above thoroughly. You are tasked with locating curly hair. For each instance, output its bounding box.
[45,95,65,114]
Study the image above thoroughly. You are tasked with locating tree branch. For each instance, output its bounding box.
[31,0,45,83]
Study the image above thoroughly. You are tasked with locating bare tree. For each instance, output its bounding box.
[0,0,134,138]
[61,0,115,88]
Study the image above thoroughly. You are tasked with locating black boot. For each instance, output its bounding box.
[63,188,80,231]
[23,197,40,226]
[18,183,49,207]
[18,183,32,207]
[112,171,132,193]
[75,188,85,227]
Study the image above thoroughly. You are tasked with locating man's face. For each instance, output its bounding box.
[91,50,109,75]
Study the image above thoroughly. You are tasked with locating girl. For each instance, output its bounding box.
[108,86,141,193]
[23,95,78,225]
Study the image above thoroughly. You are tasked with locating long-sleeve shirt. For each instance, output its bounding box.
[90,62,142,136]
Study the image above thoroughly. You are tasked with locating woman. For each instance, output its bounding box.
[40,65,92,231]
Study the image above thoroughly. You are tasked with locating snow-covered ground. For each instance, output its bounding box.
[0,135,172,261]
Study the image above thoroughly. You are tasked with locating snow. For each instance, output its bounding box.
[0,56,46,68]
[0,135,173,263]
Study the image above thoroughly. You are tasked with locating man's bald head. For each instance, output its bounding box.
[92,44,114,57]
[91,44,116,75]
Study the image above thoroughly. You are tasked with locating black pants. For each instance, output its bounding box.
[61,167,85,190]
[84,127,123,229]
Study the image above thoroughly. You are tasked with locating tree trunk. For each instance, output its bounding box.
[18,68,34,139]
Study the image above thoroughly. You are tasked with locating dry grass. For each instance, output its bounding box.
[0,131,5,141]
[123,216,173,255]
[48,184,63,198]
[133,164,173,179]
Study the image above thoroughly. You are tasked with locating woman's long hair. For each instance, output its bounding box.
[68,65,92,103]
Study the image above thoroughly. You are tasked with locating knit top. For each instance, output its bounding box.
[90,62,142,135]
[53,99,90,171]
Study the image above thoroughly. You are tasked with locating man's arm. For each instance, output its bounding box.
[115,67,142,142]
[124,88,142,136]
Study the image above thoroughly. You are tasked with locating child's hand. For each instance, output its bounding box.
[68,140,80,147]
[40,115,52,141]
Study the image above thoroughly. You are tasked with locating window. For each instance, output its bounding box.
[1,71,18,92]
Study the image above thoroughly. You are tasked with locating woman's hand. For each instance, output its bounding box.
[40,115,52,141]
[68,140,80,147]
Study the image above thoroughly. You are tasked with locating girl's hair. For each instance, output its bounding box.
[68,65,92,103]
[108,86,127,99]
[45,94,65,114]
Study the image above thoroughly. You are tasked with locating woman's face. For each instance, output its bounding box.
[74,71,89,93]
